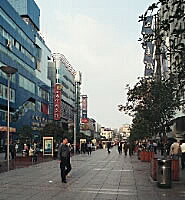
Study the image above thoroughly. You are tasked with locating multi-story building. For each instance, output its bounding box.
[48,53,76,131]
[0,0,51,149]
[158,0,185,140]
[119,124,131,138]
[100,127,114,140]
[80,117,96,137]
[141,0,185,140]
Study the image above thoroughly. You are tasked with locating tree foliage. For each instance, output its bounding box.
[40,122,72,142]
[17,125,33,144]
[119,75,180,140]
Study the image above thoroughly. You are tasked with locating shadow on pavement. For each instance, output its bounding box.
[0,155,54,173]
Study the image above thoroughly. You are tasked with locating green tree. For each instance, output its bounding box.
[119,75,179,140]
[17,125,33,144]
[40,122,73,142]
[40,122,64,141]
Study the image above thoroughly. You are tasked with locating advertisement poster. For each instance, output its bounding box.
[43,137,53,156]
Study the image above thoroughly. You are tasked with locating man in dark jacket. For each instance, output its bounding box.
[58,137,71,183]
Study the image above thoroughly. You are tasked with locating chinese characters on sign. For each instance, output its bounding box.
[54,84,62,120]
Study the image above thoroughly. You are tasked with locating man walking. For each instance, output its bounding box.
[58,137,71,183]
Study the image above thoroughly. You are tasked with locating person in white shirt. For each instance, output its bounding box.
[87,142,92,155]
[170,141,181,160]
[180,141,185,169]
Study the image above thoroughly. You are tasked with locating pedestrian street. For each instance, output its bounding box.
[0,147,185,200]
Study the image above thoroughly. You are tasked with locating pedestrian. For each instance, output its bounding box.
[170,140,181,160]
[58,137,72,183]
[118,141,122,154]
[15,143,19,153]
[81,142,86,154]
[153,141,157,154]
[4,144,7,160]
[128,142,134,156]
[123,142,128,157]
[180,141,185,170]
[107,141,111,154]
[10,142,16,159]
[87,142,92,155]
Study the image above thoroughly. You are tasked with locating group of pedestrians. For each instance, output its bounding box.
[81,141,92,155]
[169,139,185,169]
[136,139,185,170]
[117,141,135,156]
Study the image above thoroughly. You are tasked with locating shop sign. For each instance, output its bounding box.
[54,84,62,120]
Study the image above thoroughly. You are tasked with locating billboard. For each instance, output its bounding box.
[81,95,88,123]
[53,84,62,120]
[43,137,53,156]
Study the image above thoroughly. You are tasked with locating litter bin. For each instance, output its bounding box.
[157,159,171,188]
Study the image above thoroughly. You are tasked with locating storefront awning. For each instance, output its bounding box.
[0,126,16,132]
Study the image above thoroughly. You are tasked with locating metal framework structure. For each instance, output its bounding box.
[52,53,76,76]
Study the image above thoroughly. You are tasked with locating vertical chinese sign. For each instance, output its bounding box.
[81,95,88,123]
[54,84,62,120]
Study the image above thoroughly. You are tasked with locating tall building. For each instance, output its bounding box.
[158,1,185,140]
[141,0,185,140]
[0,0,51,149]
[48,53,76,131]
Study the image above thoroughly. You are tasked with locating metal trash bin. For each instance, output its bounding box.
[157,159,171,188]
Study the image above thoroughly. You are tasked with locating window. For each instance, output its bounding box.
[38,87,49,101]
[0,25,34,63]
[19,75,35,94]
[41,103,49,115]
[10,89,15,102]
[0,84,2,98]
[0,43,34,75]
[0,83,15,102]
[37,101,41,112]
[0,8,34,48]
[0,110,6,122]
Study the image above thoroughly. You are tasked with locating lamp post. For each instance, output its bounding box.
[0,66,17,171]
[74,71,81,154]
[73,81,78,154]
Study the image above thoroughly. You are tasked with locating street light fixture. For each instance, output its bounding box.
[0,65,17,171]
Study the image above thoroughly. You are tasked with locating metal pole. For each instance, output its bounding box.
[74,111,76,154]
[73,82,77,154]
[7,74,10,171]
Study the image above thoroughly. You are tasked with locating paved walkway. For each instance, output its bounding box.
[0,147,185,200]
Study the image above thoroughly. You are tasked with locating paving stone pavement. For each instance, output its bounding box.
[0,147,185,200]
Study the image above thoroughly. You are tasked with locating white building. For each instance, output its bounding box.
[119,124,131,138]
[100,127,114,140]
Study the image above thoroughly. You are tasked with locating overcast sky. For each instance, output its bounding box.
[35,0,155,129]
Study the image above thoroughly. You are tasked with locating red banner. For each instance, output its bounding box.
[82,95,87,111]
[54,84,62,120]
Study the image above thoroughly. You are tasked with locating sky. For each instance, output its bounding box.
[34,0,156,129]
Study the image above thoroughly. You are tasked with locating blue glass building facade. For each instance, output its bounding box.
[0,0,51,150]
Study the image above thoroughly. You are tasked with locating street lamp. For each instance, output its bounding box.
[74,71,82,154]
[0,66,17,171]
